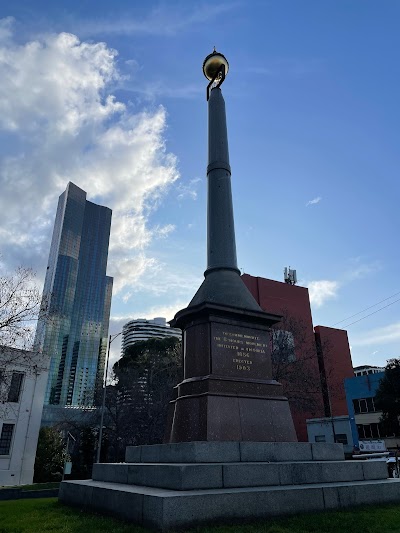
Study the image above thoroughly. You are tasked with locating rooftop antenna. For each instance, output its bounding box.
[284,267,297,285]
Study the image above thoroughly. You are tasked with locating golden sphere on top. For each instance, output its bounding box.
[203,48,229,81]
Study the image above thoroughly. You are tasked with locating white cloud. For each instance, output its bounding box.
[154,224,176,238]
[343,258,381,282]
[127,81,203,101]
[352,322,400,347]
[118,262,201,302]
[0,16,13,41]
[306,196,322,207]
[307,280,339,308]
[176,178,202,200]
[0,21,180,297]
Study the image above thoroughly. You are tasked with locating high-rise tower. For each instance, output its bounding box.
[122,318,182,354]
[35,182,113,408]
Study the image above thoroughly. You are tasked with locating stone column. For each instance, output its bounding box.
[165,53,297,444]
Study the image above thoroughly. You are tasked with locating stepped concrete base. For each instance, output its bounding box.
[92,460,385,490]
[59,442,396,531]
[124,441,345,463]
[60,478,400,531]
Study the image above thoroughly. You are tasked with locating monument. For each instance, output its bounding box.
[59,50,399,532]
[166,49,297,443]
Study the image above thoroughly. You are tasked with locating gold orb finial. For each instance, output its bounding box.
[202,48,229,81]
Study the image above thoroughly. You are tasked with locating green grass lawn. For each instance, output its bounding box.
[0,498,145,533]
[1,497,400,533]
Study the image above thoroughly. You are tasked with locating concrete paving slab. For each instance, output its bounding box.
[90,484,143,522]
[127,463,223,490]
[92,463,129,484]
[138,441,241,463]
[361,460,388,480]
[125,446,142,463]
[223,463,281,487]
[311,443,344,461]
[239,442,313,462]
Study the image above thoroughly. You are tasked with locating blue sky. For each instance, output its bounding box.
[0,1,399,368]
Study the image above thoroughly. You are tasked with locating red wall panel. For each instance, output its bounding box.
[241,274,353,441]
[314,326,354,417]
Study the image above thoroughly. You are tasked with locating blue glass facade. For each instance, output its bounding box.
[344,372,384,446]
[35,182,113,407]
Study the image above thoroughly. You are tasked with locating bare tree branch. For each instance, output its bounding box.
[0,264,49,415]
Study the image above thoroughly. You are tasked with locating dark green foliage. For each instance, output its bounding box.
[106,336,182,454]
[375,358,400,436]
[70,426,97,479]
[33,427,65,483]
[116,336,182,375]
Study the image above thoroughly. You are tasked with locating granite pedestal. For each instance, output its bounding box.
[167,302,297,443]
[59,441,399,531]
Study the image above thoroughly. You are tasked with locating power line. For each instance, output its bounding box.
[331,290,400,327]
[340,297,400,329]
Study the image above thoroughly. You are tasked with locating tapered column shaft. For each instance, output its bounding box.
[206,87,239,274]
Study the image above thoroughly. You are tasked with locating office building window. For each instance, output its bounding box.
[352,397,376,414]
[0,424,15,455]
[335,434,348,445]
[357,423,381,440]
[7,373,24,403]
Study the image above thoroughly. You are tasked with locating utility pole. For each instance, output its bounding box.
[96,331,122,463]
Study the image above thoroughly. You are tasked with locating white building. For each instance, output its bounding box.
[0,346,49,486]
[353,365,385,377]
[122,317,181,354]
[306,415,354,455]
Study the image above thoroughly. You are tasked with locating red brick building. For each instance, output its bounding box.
[242,274,354,441]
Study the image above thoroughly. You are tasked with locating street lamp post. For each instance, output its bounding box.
[96,331,122,463]
[62,431,76,481]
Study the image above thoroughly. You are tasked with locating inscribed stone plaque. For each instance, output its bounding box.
[211,323,272,379]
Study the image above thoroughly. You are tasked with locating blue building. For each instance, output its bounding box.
[344,367,385,448]
[35,182,113,408]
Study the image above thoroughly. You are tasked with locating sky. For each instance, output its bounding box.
[0,1,399,371]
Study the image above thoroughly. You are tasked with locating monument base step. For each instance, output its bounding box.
[125,441,345,463]
[59,477,400,531]
[92,459,386,490]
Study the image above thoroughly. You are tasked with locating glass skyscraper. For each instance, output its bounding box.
[35,182,113,407]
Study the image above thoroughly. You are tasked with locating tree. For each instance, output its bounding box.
[105,337,182,455]
[0,266,42,350]
[271,311,333,417]
[33,427,66,483]
[0,266,48,412]
[375,358,400,436]
[70,425,98,479]
[38,403,101,478]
